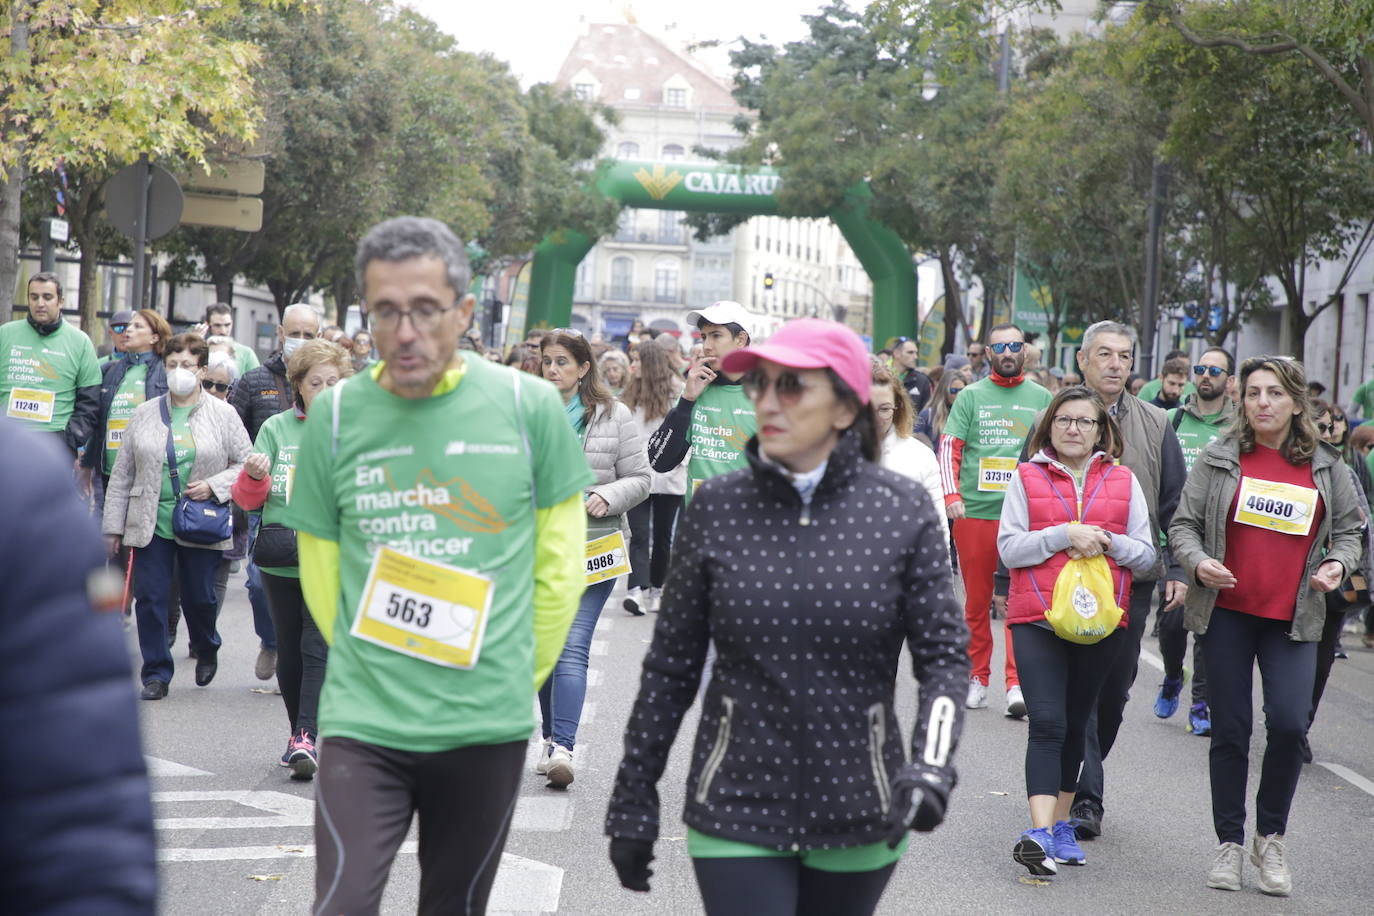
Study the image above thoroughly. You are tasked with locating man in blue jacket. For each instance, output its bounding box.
[0,417,157,914]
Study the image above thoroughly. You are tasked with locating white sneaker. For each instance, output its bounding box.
[966,679,989,709]
[645,587,662,613]
[1251,833,1291,897]
[1005,685,1027,718]
[545,744,575,787]
[1206,841,1244,891]
[623,588,645,616]
[534,738,553,775]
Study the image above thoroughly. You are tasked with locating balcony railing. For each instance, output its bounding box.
[610,228,686,245]
[603,285,687,304]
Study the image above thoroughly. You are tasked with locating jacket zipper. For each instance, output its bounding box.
[694,695,735,804]
[867,703,891,813]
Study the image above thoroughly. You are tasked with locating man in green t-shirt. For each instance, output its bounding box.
[1138,348,1196,405]
[284,216,592,915]
[0,272,101,454]
[647,299,758,503]
[938,322,1051,717]
[201,302,261,376]
[1349,373,1374,421]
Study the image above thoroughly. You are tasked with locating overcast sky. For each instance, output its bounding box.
[403,0,854,86]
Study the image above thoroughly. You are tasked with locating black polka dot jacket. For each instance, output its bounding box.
[605,431,970,850]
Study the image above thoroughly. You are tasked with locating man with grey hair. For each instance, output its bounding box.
[284,216,593,914]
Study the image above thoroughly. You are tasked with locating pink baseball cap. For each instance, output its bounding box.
[720,318,872,405]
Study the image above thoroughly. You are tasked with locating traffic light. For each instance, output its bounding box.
[763,272,775,291]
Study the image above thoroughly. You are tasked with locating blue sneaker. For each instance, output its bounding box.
[1153,675,1184,718]
[1188,702,1211,736]
[1052,820,1086,865]
[1013,827,1058,876]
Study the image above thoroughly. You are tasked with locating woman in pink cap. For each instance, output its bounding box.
[606,318,970,915]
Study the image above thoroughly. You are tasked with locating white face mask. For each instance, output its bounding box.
[282,336,305,358]
[167,367,199,397]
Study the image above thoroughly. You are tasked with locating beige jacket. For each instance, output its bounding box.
[102,393,252,550]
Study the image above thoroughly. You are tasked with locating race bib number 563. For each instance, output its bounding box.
[351,547,494,669]
[1233,477,1319,537]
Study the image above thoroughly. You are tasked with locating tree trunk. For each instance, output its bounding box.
[75,226,100,334]
[0,5,31,325]
[939,250,964,359]
[214,276,233,305]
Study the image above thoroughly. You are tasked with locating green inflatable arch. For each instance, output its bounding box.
[525,160,917,350]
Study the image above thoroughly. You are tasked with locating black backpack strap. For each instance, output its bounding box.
[160,397,182,500]
[1171,408,1184,431]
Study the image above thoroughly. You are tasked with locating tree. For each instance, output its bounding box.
[0,0,300,327]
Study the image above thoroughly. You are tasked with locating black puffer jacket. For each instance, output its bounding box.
[229,351,292,441]
[606,431,969,851]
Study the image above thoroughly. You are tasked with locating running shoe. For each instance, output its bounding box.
[1251,833,1291,897]
[1206,842,1244,891]
[279,737,293,768]
[1052,820,1085,865]
[1069,800,1102,840]
[534,738,553,775]
[646,587,662,613]
[287,730,318,781]
[1187,702,1211,737]
[1013,827,1058,876]
[545,744,575,788]
[1153,675,1184,719]
[623,588,645,617]
[1004,685,1027,719]
[965,679,989,710]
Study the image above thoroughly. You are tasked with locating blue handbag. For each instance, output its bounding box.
[160,397,233,545]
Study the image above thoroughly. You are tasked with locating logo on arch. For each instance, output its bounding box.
[634,164,683,201]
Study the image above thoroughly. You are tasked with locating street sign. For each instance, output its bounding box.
[104,161,184,241]
[176,160,265,196]
[47,218,69,243]
[181,192,264,232]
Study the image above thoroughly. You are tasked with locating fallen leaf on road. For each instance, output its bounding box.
[989,791,1009,796]
[249,687,281,695]
[248,874,283,882]
[276,846,307,853]
[1017,876,1051,887]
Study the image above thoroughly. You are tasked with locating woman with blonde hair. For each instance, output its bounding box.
[871,362,948,550]
[600,348,631,396]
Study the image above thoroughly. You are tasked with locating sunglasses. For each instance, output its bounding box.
[1317,422,1334,435]
[201,379,231,394]
[110,324,129,334]
[990,342,1024,354]
[742,369,814,404]
[948,386,965,395]
[1193,365,1226,377]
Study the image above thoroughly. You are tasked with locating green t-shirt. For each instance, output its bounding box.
[1138,377,1196,404]
[0,319,101,432]
[1352,379,1374,418]
[104,362,148,474]
[1167,404,1228,474]
[234,341,261,376]
[684,380,756,502]
[251,409,307,578]
[284,354,594,753]
[942,376,1052,519]
[155,404,197,540]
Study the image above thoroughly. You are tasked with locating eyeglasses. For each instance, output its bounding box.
[990,342,1024,354]
[110,323,129,334]
[1052,415,1100,431]
[1317,422,1334,435]
[201,379,231,394]
[742,369,813,404]
[875,405,896,416]
[1193,365,1226,377]
[369,303,458,331]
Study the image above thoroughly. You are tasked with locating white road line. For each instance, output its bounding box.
[153,790,313,830]
[145,756,214,777]
[587,668,602,687]
[1317,762,1374,798]
[595,617,615,633]
[590,640,608,656]
[1139,647,1164,672]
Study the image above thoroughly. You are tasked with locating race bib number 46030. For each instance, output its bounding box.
[1233,477,1319,537]
[351,547,494,669]
[977,456,1018,493]
[6,387,54,423]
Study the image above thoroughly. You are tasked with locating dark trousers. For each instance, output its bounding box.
[626,493,680,591]
[132,535,222,685]
[1310,593,1354,729]
[261,572,328,738]
[1074,582,1153,812]
[313,736,525,916]
[246,516,277,650]
[1012,624,1123,797]
[692,857,896,916]
[1158,606,1208,705]
[1201,606,1316,844]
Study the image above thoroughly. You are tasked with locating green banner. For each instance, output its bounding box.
[596,160,783,215]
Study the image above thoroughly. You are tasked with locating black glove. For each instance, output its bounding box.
[883,764,955,847]
[609,837,655,891]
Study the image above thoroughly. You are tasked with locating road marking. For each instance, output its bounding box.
[154,790,313,830]
[1139,647,1164,672]
[146,756,214,777]
[591,639,608,656]
[595,617,615,632]
[587,669,602,687]
[1317,762,1374,798]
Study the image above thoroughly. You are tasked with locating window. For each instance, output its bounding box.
[665,87,687,107]
[573,82,594,100]
[614,210,636,242]
[654,259,680,303]
[658,210,683,244]
[661,144,685,161]
[616,141,640,158]
[574,257,594,301]
[610,257,634,299]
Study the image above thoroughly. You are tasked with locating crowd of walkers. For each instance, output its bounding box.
[4,221,1372,914]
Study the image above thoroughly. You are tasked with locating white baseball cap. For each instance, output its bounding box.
[686,300,752,331]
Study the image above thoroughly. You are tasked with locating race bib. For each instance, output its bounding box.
[977,456,1018,493]
[106,418,128,450]
[351,546,494,669]
[692,478,704,495]
[586,531,631,585]
[6,387,54,423]
[1233,477,1319,537]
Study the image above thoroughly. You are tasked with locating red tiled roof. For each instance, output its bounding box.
[554,22,743,111]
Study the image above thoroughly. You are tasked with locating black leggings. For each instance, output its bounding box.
[692,856,896,916]
[314,736,525,916]
[1011,623,1124,797]
[1310,592,1356,729]
[260,571,327,737]
[627,493,681,591]
[1157,606,1208,705]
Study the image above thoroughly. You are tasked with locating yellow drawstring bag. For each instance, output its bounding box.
[1045,555,1124,645]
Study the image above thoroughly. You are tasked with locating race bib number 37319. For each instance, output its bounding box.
[351,547,494,669]
[1233,476,1319,537]
[977,456,1018,493]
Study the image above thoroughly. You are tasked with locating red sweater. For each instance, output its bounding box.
[1218,445,1324,621]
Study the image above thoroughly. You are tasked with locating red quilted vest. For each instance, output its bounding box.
[1007,454,1136,628]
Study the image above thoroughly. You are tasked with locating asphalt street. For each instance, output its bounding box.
[138,570,1374,915]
